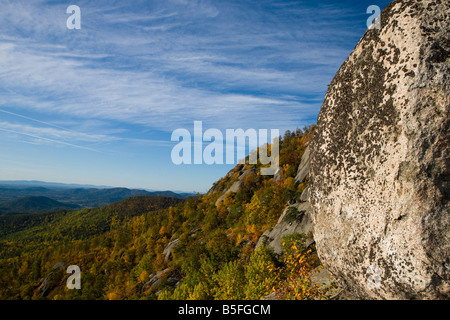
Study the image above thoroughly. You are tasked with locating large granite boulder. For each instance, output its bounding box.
[309,0,449,299]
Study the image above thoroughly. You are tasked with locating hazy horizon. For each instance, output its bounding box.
[0,179,197,194]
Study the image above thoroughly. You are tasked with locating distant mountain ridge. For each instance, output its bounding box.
[0,180,112,190]
[0,180,196,194]
[0,181,196,215]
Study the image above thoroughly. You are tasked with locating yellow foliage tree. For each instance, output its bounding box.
[273,239,330,300]
[107,292,122,300]
[159,225,168,237]
[138,270,149,283]
[213,261,245,300]
[244,245,278,299]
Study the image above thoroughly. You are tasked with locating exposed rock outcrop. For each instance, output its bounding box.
[163,238,180,263]
[38,262,66,297]
[215,167,255,206]
[295,146,311,184]
[255,201,314,255]
[309,0,449,299]
[141,268,182,295]
[256,146,314,255]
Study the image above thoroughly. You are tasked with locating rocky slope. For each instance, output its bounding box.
[256,146,314,255]
[309,0,449,299]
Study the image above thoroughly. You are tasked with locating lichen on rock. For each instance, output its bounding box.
[309,0,449,299]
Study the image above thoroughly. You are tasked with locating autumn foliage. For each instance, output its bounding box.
[0,126,332,300]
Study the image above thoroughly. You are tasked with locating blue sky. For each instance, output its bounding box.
[0,0,392,192]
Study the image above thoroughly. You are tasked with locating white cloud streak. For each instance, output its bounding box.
[0,0,365,137]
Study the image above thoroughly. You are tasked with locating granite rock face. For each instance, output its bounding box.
[309,0,449,299]
[163,238,180,263]
[215,167,255,206]
[255,201,314,255]
[295,146,311,184]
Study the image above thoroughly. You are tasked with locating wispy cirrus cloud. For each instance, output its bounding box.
[0,0,368,134]
[0,121,104,152]
[0,39,318,131]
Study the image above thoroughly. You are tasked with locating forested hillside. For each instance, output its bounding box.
[0,196,80,215]
[0,126,333,300]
